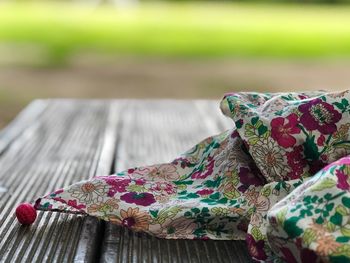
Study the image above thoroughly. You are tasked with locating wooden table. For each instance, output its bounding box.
[0,100,252,263]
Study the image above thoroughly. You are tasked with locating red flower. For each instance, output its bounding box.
[120,192,156,206]
[286,145,307,180]
[271,113,301,148]
[317,135,325,146]
[239,166,265,187]
[246,233,267,261]
[196,189,214,196]
[309,160,327,175]
[299,98,341,134]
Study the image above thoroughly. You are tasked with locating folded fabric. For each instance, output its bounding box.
[35,129,266,240]
[31,90,350,262]
[220,90,350,182]
[267,156,350,263]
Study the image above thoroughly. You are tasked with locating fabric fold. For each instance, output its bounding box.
[35,129,266,240]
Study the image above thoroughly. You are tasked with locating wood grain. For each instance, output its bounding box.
[0,100,120,262]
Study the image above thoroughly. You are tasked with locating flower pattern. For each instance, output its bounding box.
[120,192,156,206]
[118,207,151,231]
[223,90,350,182]
[33,90,350,262]
[271,113,301,148]
[299,98,342,134]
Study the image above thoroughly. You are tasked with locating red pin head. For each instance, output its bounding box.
[15,203,37,225]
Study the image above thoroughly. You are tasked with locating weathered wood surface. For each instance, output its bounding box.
[0,99,252,263]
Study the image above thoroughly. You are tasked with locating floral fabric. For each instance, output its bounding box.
[33,90,350,262]
[267,156,350,263]
[221,90,350,182]
[35,129,265,240]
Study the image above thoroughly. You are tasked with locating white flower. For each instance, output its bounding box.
[68,180,108,204]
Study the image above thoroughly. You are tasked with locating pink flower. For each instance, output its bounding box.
[271,113,301,148]
[191,157,215,179]
[336,169,350,190]
[67,199,86,210]
[332,156,350,166]
[51,197,86,210]
[196,189,214,196]
[150,182,176,195]
[104,178,131,197]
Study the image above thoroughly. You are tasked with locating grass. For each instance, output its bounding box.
[1,2,350,64]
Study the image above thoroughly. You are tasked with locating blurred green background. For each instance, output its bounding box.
[1,0,350,128]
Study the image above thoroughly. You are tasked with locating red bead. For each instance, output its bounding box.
[15,203,37,225]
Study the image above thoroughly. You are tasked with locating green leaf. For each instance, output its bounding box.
[330,255,350,263]
[335,143,350,150]
[315,216,324,224]
[235,119,243,129]
[202,207,209,213]
[191,208,200,214]
[187,193,200,199]
[257,125,268,136]
[324,193,333,200]
[341,227,350,237]
[209,192,220,200]
[156,206,182,224]
[310,178,336,192]
[343,197,350,208]
[204,177,222,188]
[261,186,271,197]
[150,210,159,218]
[336,204,348,216]
[245,124,256,137]
[330,212,343,226]
[184,211,192,217]
[174,180,193,185]
[334,102,345,110]
[326,221,336,232]
[276,208,288,225]
[251,117,259,125]
[303,135,320,161]
[283,216,303,239]
[223,189,240,199]
[248,137,260,145]
[326,203,335,212]
[342,98,349,107]
[251,226,263,241]
[217,198,228,204]
[331,244,350,257]
[302,228,317,246]
[337,236,350,243]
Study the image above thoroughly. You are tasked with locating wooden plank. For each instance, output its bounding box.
[73,102,122,263]
[100,100,252,263]
[0,100,122,262]
[0,100,48,155]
